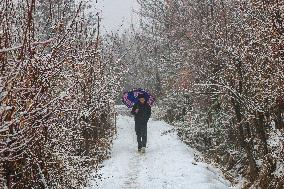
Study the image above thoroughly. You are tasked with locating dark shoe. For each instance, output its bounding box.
[138,148,141,152]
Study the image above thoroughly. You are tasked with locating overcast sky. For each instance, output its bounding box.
[93,0,140,33]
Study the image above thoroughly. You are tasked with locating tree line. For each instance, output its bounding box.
[119,0,283,188]
[0,0,123,188]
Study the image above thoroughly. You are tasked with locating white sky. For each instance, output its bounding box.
[92,0,140,33]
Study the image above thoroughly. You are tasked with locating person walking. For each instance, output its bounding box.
[131,94,151,153]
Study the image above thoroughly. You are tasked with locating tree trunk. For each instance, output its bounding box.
[233,99,258,181]
[256,111,268,156]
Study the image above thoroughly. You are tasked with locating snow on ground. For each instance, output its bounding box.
[87,108,237,189]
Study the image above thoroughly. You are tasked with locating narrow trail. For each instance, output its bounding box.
[87,107,236,189]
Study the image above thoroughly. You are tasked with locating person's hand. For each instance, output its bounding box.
[135,109,139,113]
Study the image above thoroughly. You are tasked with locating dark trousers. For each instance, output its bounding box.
[135,122,147,148]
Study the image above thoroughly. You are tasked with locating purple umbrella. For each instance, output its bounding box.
[122,88,155,108]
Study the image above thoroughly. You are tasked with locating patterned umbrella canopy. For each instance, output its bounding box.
[122,88,155,108]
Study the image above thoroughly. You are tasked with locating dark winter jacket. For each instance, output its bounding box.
[131,102,151,124]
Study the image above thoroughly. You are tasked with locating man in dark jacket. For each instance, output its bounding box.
[131,94,151,153]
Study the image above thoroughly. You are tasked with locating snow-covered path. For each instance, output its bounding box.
[87,112,236,189]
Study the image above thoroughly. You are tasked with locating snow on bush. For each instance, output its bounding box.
[0,1,123,188]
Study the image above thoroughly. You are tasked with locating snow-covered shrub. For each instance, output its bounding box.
[0,1,122,188]
[131,0,284,188]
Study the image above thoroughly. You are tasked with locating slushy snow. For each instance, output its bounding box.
[87,108,237,189]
